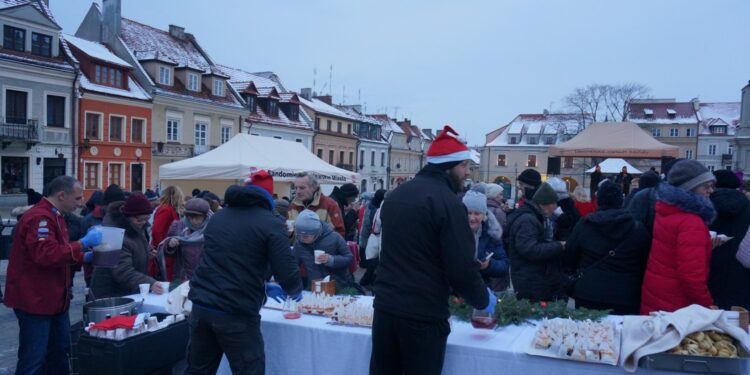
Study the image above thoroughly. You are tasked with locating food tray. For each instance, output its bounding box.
[525,318,621,366]
[638,343,750,374]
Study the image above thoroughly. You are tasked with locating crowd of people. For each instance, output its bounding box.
[4,124,750,374]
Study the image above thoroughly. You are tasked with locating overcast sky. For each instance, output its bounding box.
[51,0,750,145]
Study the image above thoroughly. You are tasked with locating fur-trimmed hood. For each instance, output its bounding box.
[482,210,503,241]
[656,183,716,224]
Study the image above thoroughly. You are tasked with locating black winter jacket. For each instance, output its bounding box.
[507,202,566,302]
[553,197,580,241]
[189,185,302,316]
[708,188,750,310]
[374,164,489,322]
[564,208,650,312]
[626,185,659,235]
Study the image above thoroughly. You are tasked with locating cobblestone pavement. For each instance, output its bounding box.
[0,260,87,374]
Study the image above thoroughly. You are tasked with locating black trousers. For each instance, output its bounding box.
[186,306,265,375]
[370,309,450,375]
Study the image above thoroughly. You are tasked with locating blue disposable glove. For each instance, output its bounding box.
[265,283,287,303]
[289,292,303,302]
[83,252,93,264]
[483,288,497,314]
[80,228,102,248]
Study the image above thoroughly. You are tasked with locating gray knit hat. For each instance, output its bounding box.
[295,209,322,236]
[532,183,559,205]
[484,183,504,199]
[462,191,487,214]
[667,160,716,192]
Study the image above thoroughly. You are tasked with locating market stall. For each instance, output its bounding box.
[586,159,643,175]
[549,122,680,159]
[158,134,359,197]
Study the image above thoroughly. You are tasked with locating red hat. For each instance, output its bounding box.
[120,193,153,216]
[426,125,471,165]
[244,169,274,195]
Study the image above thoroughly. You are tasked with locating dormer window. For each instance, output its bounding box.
[213,79,224,97]
[666,108,677,119]
[4,26,25,52]
[245,95,255,112]
[710,126,727,135]
[287,104,298,121]
[644,108,654,119]
[31,32,52,57]
[527,136,538,144]
[268,100,278,116]
[159,66,171,85]
[188,73,199,91]
[509,136,518,144]
[545,136,555,144]
[93,64,124,88]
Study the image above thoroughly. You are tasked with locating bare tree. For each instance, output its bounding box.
[564,83,651,124]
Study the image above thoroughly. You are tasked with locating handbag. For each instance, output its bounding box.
[564,241,625,296]
[365,207,382,260]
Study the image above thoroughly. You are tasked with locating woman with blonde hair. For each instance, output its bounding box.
[149,186,184,280]
[572,185,596,217]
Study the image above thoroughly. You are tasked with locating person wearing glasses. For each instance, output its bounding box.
[91,193,166,299]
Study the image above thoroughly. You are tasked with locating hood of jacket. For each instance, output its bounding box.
[103,201,146,237]
[482,210,503,241]
[710,188,749,218]
[656,183,716,224]
[582,208,636,239]
[224,185,273,210]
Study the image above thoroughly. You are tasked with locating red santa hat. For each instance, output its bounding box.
[244,169,274,196]
[426,125,471,165]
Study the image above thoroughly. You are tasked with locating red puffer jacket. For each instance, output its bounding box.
[641,184,715,314]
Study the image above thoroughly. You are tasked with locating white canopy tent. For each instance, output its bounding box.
[159,134,359,197]
[586,158,643,174]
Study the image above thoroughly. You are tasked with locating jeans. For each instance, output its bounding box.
[186,305,265,375]
[369,309,450,375]
[14,309,71,375]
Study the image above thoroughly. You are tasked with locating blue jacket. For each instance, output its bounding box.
[476,218,510,281]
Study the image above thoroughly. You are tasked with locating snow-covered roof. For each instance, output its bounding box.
[486,113,590,147]
[369,114,404,137]
[298,96,355,120]
[628,101,697,125]
[120,18,210,72]
[643,108,654,115]
[666,108,677,115]
[79,74,151,101]
[0,0,59,27]
[64,34,131,68]
[215,64,284,92]
[697,102,740,136]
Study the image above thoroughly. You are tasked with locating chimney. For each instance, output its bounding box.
[691,97,700,112]
[169,25,186,40]
[101,0,121,46]
[300,88,312,100]
[315,95,332,105]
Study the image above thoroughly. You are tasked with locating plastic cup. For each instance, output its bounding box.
[286,220,295,232]
[161,282,170,293]
[139,283,150,298]
[314,250,325,264]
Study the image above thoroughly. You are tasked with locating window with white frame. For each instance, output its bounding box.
[188,73,199,91]
[685,149,693,160]
[686,128,696,137]
[213,79,224,96]
[381,152,385,167]
[158,66,171,85]
[221,126,231,144]
[131,118,145,143]
[708,165,715,172]
[669,128,679,137]
[108,163,123,186]
[109,115,124,141]
[371,151,375,166]
[708,144,717,156]
[166,117,180,142]
[652,128,661,137]
[84,163,100,189]
[195,122,208,146]
[85,112,102,140]
[729,144,734,155]
[497,154,506,167]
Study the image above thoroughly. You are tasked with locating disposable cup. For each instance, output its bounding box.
[139,283,150,297]
[314,250,325,264]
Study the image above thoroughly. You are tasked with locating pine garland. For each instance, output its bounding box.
[449,291,611,328]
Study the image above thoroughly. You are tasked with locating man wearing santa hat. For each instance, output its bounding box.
[370,126,496,375]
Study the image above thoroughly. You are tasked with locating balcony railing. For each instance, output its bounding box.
[0,117,39,143]
[336,163,354,171]
[152,142,194,158]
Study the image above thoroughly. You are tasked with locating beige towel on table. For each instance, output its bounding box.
[621,304,750,372]
[166,281,192,315]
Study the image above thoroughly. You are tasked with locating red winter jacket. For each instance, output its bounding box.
[4,198,84,315]
[641,200,713,314]
[150,204,179,280]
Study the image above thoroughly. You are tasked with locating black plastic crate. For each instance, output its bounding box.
[74,314,189,375]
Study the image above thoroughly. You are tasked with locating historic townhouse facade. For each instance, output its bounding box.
[65,34,152,198]
[300,94,358,172]
[627,99,699,162]
[218,65,314,150]
[479,113,591,199]
[76,0,244,188]
[695,101,740,172]
[0,0,75,208]
[734,82,750,175]
[337,105,388,192]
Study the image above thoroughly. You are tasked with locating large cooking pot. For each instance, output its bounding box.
[83,297,138,324]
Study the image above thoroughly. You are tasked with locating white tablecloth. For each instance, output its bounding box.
[126,293,677,374]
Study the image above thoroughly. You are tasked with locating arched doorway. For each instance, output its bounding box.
[562,177,578,192]
[493,176,512,200]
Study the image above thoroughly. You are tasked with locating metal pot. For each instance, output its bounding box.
[83,297,137,324]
